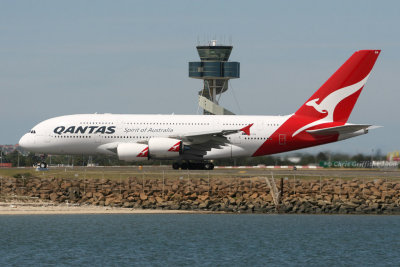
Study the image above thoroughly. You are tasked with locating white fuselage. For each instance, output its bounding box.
[19,114,290,160]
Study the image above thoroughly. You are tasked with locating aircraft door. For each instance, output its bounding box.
[279,134,286,145]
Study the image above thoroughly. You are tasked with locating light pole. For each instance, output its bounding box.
[371,148,374,167]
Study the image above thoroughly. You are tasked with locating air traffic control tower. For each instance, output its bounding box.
[189,40,240,115]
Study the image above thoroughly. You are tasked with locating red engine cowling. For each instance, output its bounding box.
[148,138,182,159]
[117,143,149,161]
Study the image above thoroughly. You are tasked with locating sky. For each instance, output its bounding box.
[1,0,399,156]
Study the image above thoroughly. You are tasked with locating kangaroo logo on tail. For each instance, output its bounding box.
[292,74,370,137]
[305,98,327,113]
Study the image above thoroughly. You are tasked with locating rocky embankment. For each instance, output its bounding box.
[1,176,400,214]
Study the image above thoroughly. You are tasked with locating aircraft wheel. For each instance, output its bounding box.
[172,162,180,170]
[204,162,214,170]
[181,162,188,170]
[40,162,47,169]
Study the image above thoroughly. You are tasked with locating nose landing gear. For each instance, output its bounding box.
[38,162,47,169]
[34,154,48,169]
[34,161,48,169]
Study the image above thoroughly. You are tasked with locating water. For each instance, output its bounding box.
[0,214,399,266]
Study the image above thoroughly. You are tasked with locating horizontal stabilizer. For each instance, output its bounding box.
[306,124,381,135]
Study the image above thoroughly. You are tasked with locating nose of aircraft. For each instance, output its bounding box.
[19,134,31,150]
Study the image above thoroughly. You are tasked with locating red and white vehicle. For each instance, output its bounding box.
[19,50,381,170]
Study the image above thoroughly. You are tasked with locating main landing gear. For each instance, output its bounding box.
[172,161,214,170]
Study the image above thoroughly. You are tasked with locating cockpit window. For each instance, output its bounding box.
[29,130,36,134]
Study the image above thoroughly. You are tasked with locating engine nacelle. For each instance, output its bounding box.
[117,143,149,162]
[148,138,182,159]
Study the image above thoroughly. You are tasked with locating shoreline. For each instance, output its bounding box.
[1,200,400,216]
[2,203,399,216]
[0,202,202,215]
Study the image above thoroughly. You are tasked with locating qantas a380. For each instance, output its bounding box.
[19,50,381,170]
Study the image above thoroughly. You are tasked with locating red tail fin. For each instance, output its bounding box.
[291,50,380,137]
[253,50,380,157]
[295,50,380,122]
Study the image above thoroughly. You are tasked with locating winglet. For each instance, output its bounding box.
[240,123,254,136]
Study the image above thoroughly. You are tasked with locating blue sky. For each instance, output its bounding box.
[1,0,399,155]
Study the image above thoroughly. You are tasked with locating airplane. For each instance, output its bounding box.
[19,50,381,170]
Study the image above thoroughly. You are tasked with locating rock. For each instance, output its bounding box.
[264,194,273,202]
[49,193,58,202]
[148,197,156,204]
[355,205,367,213]
[312,185,320,191]
[68,187,80,200]
[198,195,209,201]
[250,193,258,199]
[239,205,248,211]
[105,198,115,206]
[155,197,164,204]
[133,202,142,209]
[198,201,209,209]
[93,192,105,201]
[317,200,327,208]
[40,193,49,200]
[339,203,357,213]
[369,202,380,210]
[189,192,197,200]
[170,204,180,210]
[343,202,359,209]
[139,193,148,201]
[370,188,381,197]
[61,182,72,189]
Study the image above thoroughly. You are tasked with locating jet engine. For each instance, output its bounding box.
[148,138,182,159]
[117,143,149,161]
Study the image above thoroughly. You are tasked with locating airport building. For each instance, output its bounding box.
[189,40,240,115]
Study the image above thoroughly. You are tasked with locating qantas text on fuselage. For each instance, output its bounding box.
[19,50,381,170]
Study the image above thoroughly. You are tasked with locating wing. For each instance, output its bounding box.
[95,124,254,158]
[170,124,253,158]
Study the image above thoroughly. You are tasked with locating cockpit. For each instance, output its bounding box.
[29,130,36,134]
